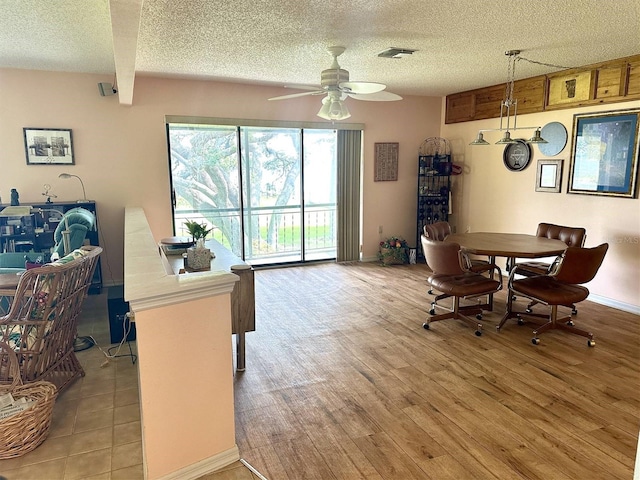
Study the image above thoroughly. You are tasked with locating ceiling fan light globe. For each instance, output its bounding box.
[329,99,343,118]
[317,99,332,120]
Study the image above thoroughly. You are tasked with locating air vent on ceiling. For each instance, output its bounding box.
[378,48,417,59]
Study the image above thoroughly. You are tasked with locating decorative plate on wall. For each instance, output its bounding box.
[503,139,532,171]
[538,122,568,157]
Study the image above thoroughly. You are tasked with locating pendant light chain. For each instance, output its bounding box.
[504,52,517,108]
[517,55,576,71]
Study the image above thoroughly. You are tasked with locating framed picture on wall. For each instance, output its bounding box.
[535,159,563,193]
[23,128,75,165]
[374,142,399,181]
[568,108,640,198]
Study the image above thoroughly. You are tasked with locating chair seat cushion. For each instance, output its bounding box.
[512,276,589,305]
[515,261,550,276]
[428,273,500,297]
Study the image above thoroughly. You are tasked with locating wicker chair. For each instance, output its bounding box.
[0,245,102,392]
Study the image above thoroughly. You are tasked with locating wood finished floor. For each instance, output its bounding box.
[235,261,640,480]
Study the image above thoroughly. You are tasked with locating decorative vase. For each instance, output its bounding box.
[186,242,211,271]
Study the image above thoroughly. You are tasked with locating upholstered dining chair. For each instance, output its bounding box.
[511,222,586,314]
[421,236,502,336]
[424,221,492,274]
[498,243,608,347]
[423,221,451,242]
[513,223,586,275]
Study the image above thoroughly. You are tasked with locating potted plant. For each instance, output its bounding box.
[184,220,213,270]
[378,236,409,265]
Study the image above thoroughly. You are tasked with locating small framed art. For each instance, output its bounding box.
[23,128,75,165]
[535,159,563,193]
[374,142,399,181]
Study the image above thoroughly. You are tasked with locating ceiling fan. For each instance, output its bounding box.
[268,46,402,121]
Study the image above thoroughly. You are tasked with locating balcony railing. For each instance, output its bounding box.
[174,203,336,263]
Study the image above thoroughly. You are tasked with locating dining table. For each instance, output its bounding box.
[444,232,568,311]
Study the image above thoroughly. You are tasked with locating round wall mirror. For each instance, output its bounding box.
[538,122,568,157]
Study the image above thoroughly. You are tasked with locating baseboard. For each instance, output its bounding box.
[155,445,240,480]
[587,293,640,315]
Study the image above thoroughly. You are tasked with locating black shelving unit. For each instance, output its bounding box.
[416,137,451,260]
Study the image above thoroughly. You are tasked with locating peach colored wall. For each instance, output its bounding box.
[135,295,235,479]
[0,68,441,282]
[1,68,637,310]
[441,100,640,311]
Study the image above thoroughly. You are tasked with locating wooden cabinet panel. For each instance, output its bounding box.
[596,64,626,99]
[628,61,640,96]
[513,76,546,114]
[473,84,503,120]
[445,55,640,123]
[445,92,475,124]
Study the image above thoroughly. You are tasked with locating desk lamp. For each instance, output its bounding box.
[58,173,91,203]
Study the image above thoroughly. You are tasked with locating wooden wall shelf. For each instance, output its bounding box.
[445,54,640,124]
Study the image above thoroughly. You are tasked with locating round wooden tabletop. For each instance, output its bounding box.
[445,232,567,258]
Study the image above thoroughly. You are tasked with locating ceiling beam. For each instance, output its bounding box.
[109,0,143,106]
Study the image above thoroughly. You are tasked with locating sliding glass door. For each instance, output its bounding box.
[168,123,337,265]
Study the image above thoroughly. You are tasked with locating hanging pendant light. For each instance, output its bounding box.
[469,132,490,145]
[527,128,548,144]
[470,50,547,146]
[495,131,517,145]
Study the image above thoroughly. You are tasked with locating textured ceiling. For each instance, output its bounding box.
[1,0,639,106]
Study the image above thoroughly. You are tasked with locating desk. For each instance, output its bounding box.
[0,273,19,315]
[164,239,255,372]
[445,232,567,310]
[0,273,19,293]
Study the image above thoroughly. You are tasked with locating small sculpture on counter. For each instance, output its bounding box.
[10,188,19,206]
[42,183,57,203]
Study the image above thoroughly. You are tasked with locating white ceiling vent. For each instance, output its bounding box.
[378,48,417,59]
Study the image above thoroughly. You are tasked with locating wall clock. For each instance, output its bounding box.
[503,139,532,171]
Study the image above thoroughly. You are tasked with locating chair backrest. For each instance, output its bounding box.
[554,243,608,285]
[423,221,452,241]
[421,235,464,275]
[536,223,586,247]
[53,207,96,257]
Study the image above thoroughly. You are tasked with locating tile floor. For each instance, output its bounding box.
[0,290,263,480]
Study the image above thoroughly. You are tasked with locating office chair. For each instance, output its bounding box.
[499,243,608,346]
[423,221,492,282]
[421,236,502,336]
[511,223,586,314]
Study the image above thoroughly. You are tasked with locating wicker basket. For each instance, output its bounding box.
[379,247,408,265]
[0,341,58,459]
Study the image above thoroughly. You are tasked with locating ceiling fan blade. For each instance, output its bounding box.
[283,84,323,91]
[348,91,403,101]
[339,81,386,94]
[268,90,324,101]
